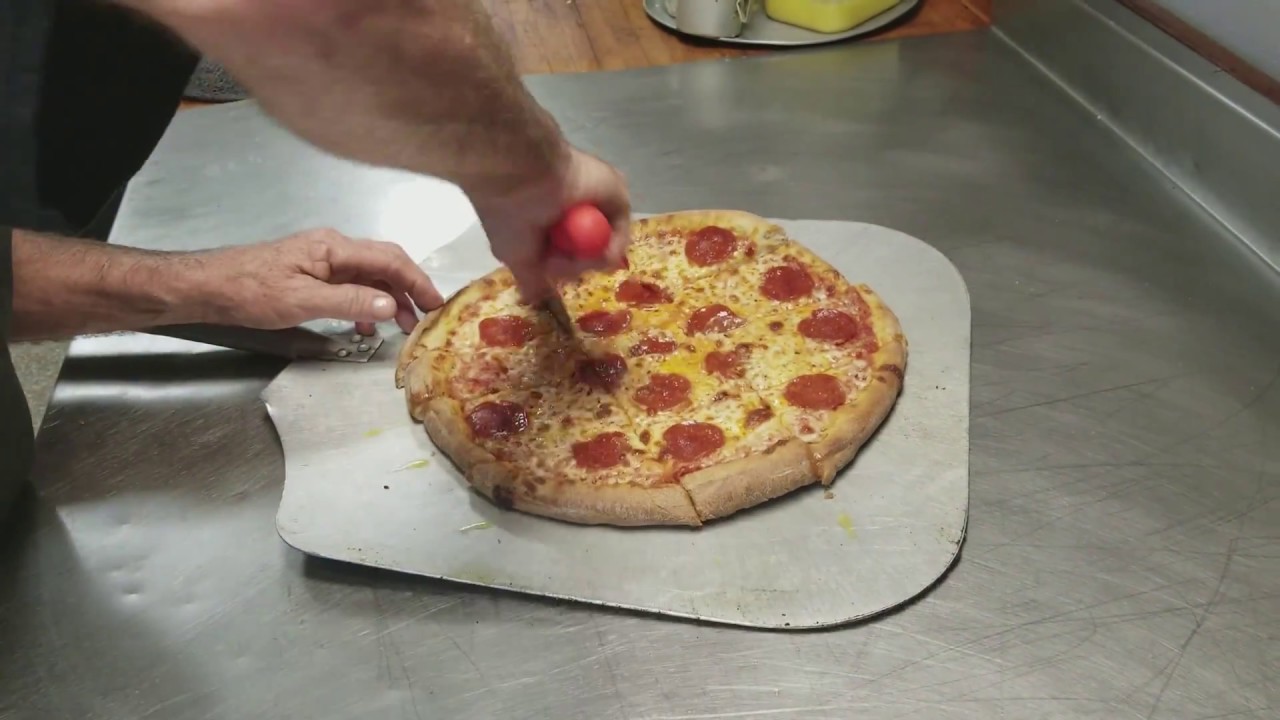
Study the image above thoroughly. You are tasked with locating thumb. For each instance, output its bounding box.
[301,283,398,324]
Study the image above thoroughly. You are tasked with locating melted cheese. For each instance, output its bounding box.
[462,384,665,487]
[763,360,875,445]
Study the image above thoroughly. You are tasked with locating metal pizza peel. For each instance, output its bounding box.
[62,320,385,363]
[143,322,383,362]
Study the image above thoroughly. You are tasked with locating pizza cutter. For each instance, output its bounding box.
[549,203,612,260]
[544,203,613,330]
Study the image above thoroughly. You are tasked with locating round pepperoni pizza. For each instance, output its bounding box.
[395,210,907,527]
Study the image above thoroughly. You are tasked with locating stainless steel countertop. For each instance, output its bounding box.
[4,29,1279,720]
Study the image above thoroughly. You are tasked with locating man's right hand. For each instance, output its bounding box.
[470,146,632,303]
[119,1,633,301]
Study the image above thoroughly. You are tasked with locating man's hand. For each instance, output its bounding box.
[196,229,443,335]
[9,228,442,342]
[472,147,631,302]
[117,0,634,299]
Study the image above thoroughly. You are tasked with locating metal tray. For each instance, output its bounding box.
[645,0,919,47]
[269,217,971,629]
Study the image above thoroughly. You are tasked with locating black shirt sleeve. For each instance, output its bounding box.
[0,227,32,521]
[1,0,199,514]
[2,0,199,237]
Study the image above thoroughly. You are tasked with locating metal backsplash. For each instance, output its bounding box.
[993,0,1280,271]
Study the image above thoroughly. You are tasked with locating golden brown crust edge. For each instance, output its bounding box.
[634,209,789,246]
[679,438,818,522]
[472,465,703,528]
[395,267,517,418]
[812,370,902,484]
[421,397,498,474]
[813,285,908,484]
[394,310,438,391]
[394,267,515,382]
[423,398,702,528]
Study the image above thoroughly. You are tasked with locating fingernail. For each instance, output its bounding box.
[371,295,395,318]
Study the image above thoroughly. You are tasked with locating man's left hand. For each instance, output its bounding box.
[196,228,444,335]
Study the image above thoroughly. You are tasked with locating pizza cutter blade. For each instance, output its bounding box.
[143,322,383,362]
[544,294,576,333]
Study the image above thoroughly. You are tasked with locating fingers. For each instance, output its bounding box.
[578,153,631,271]
[353,291,416,335]
[544,254,610,286]
[508,256,553,305]
[325,239,444,313]
[296,283,400,328]
[391,290,418,333]
[605,216,631,270]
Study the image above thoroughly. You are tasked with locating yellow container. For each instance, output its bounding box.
[763,0,900,34]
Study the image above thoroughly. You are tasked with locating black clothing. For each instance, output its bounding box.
[1,0,197,521]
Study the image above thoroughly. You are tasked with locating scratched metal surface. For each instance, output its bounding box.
[3,29,1280,720]
[269,218,970,629]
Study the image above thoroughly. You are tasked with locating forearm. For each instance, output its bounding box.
[9,230,208,341]
[118,0,568,197]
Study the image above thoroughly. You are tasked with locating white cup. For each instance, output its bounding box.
[676,0,751,39]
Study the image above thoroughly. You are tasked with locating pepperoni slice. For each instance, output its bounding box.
[745,406,774,428]
[576,354,627,392]
[661,422,726,462]
[798,308,862,344]
[760,265,815,302]
[572,432,630,470]
[616,278,671,306]
[686,304,746,335]
[478,315,536,348]
[633,373,692,413]
[577,309,632,337]
[784,374,846,410]
[466,401,529,439]
[629,335,677,357]
[685,226,737,267]
[704,349,746,379]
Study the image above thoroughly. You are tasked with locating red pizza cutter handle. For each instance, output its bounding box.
[548,203,612,260]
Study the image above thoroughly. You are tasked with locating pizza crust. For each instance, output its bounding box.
[471,464,703,527]
[810,367,903,484]
[634,209,788,250]
[679,438,817,521]
[422,397,702,527]
[399,351,442,422]
[811,284,908,484]
[421,397,499,474]
[396,267,518,418]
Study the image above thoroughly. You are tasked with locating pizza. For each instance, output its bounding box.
[395,210,907,527]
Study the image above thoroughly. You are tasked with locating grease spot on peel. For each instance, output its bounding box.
[460,521,492,532]
[396,459,429,471]
[363,428,384,438]
[837,513,856,538]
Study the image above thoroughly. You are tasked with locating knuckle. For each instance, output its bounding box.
[309,227,346,248]
[375,241,411,264]
[344,287,369,316]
